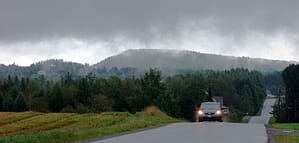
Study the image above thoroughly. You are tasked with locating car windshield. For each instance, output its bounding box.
[200,103,220,110]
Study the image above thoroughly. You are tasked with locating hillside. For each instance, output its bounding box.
[0,49,296,79]
[0,59,89,80]
[95,49,294,73]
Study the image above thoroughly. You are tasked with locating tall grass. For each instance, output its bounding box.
[0,107,179,143]
[274,135,299,143]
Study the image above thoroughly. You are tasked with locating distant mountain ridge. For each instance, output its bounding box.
[94,49,294,73]
[0,49,296,79]
[0,59,89,80]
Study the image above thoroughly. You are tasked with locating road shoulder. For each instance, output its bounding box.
[78,123,173,143]
[266,126,299,143]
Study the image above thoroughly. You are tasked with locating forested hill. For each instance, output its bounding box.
[0,59,137,79]
[0,49,295,79]
[0,60,89,80]
[95,49,293,73]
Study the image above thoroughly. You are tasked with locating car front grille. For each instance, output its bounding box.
[205,112,215,115]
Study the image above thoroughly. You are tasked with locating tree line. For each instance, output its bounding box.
[272,64,299,122]
[0,68,266,121]
[263,71,285,95]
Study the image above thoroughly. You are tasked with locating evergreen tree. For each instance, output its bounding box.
[282,64,299,122]
[49,83,65,112]
[14,94,27,111]
[141,69,164,106]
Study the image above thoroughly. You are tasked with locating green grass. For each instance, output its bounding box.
[268,116,277,124]
[268,116,299,130]
[241,116,250,123]
[270,123,299,130]
[268,117,299,143]
[0,107,180,143]
[0,112,41,126]
[274,135,299,143]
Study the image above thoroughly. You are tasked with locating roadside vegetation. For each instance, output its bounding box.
[270,123,299,130]
[268,117,299,143]
[0,68,266,122]
[268,116,277,124]
[274,135,299,143]
[0,106,179,143]
[270,64,299,122]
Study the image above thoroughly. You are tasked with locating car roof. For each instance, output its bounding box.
[200,102,220,108]
[201,102,220,105]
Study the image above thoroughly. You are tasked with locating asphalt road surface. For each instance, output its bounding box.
[249,98,276,124]
[91,98,275,143]
[91,123,267,143]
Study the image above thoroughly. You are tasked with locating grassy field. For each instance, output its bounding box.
[268,116,299,130]
[268,117,299,143]
[274,135,299,143]
[270,123,299,130]
[0,107,180,143]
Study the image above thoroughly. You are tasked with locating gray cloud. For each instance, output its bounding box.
[1,0,299,41]
[0,0,299,65]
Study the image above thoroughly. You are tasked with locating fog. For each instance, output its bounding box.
[0,0,298,66]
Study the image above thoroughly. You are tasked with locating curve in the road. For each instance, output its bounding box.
[249,98,276,124]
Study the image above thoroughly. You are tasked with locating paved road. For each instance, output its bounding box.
[91,123,267,143]
[249,98,276,124]
[91,98,275,143]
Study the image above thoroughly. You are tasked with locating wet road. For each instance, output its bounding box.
[91,99,275,143]
[91,122,267,143]
[249,98,276,124]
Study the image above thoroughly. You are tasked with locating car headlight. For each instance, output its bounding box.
[198,110,204,115]
[216,110,222,115]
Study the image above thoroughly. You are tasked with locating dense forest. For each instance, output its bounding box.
[0,68,266,121]
[0,59,139,80]
[263,71,285,95]
[277,64,299,122]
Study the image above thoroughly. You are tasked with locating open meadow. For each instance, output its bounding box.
[0,107,179,143]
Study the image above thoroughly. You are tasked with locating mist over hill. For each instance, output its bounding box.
[0,59,89,80]
[0,49,295,79]
[94,49,293,73]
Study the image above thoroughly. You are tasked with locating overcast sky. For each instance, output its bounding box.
[0,0,299,66]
